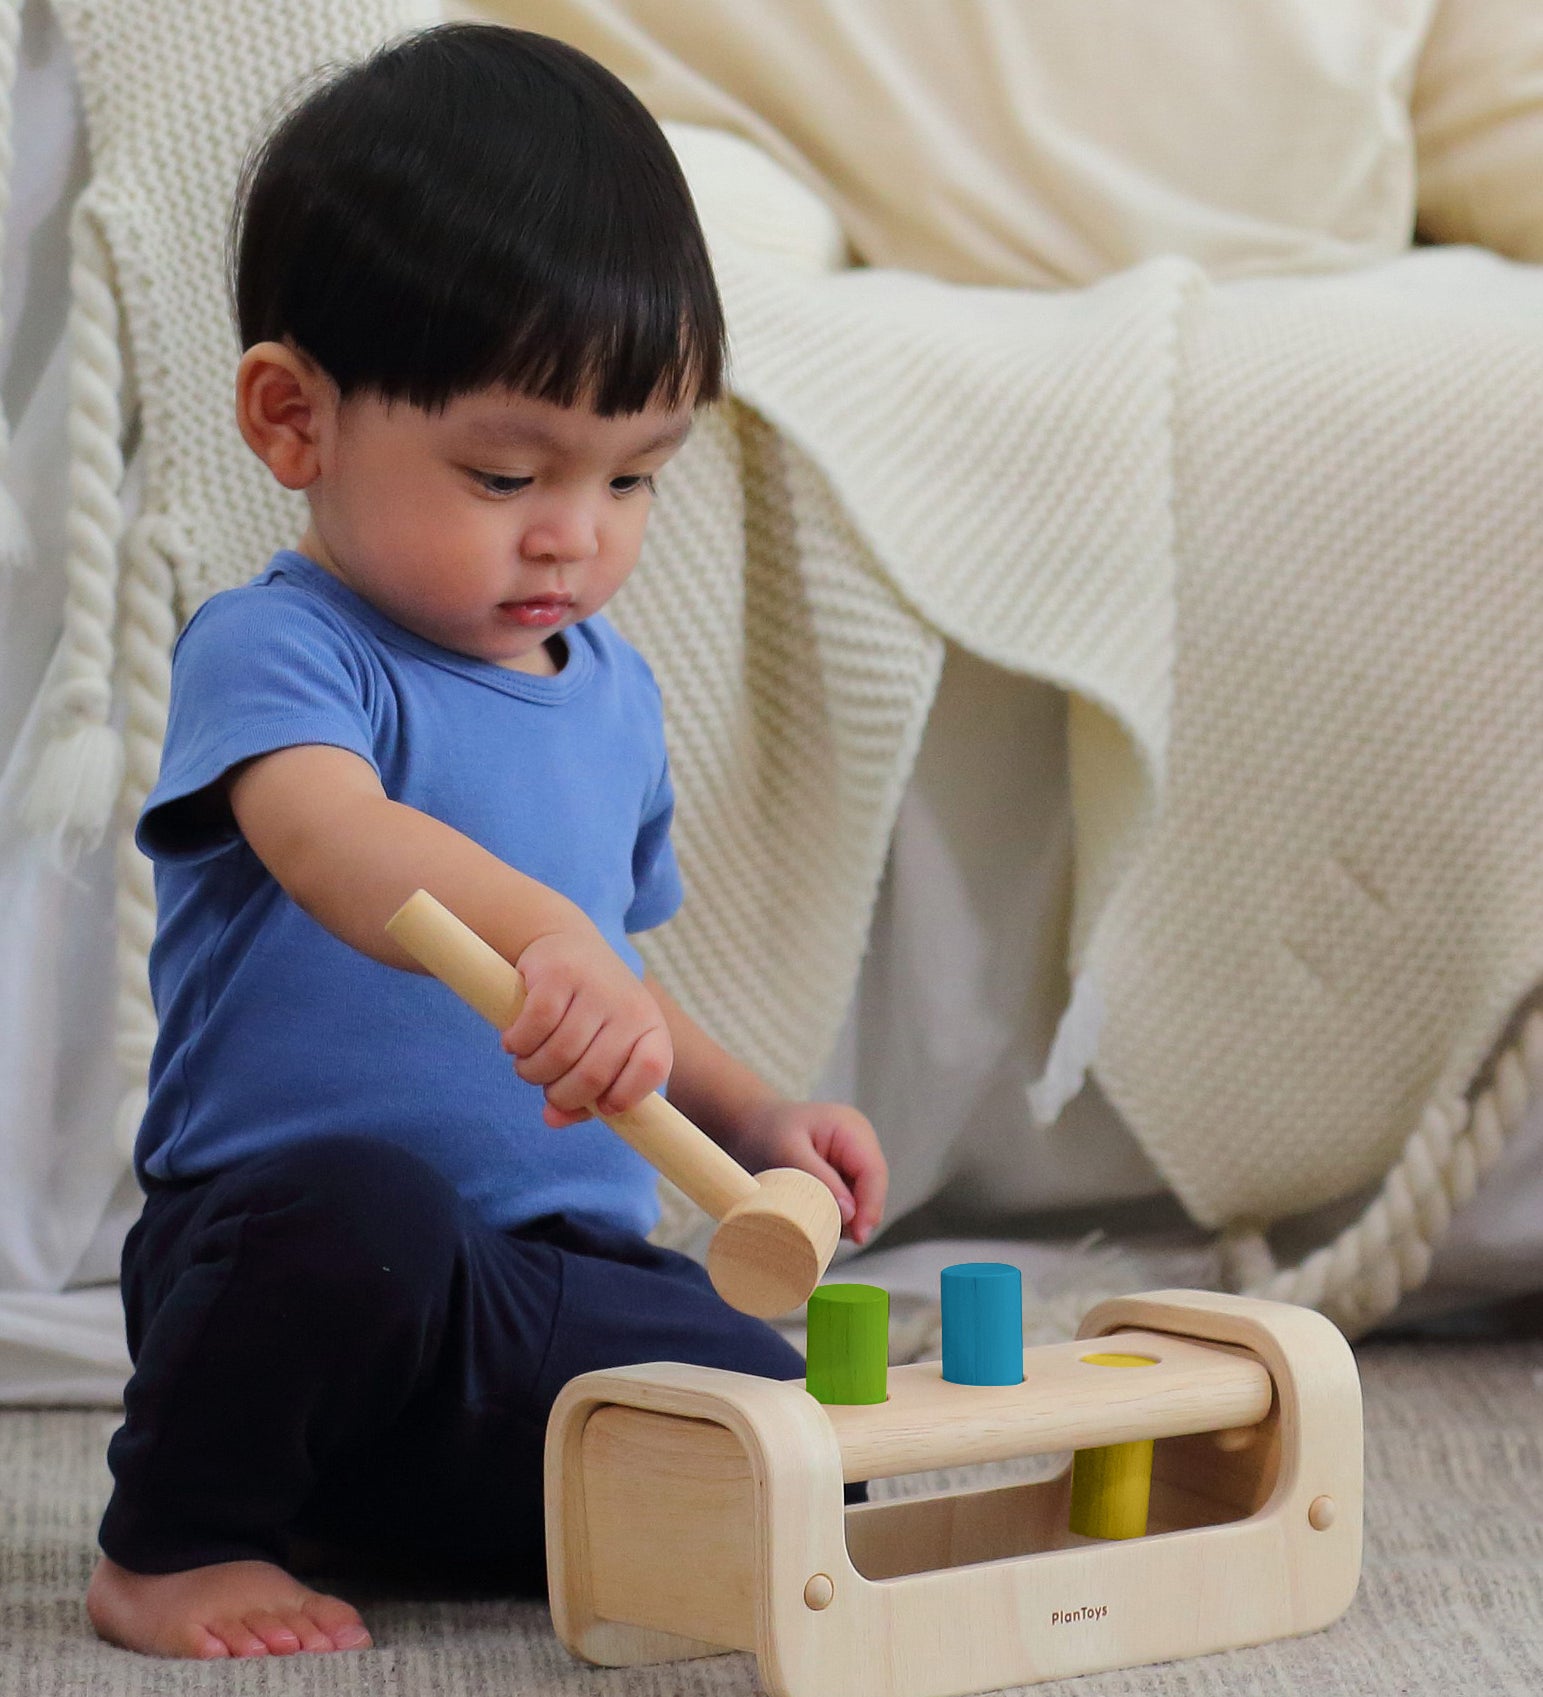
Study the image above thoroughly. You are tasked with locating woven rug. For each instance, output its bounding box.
[3,1332,1542,1695]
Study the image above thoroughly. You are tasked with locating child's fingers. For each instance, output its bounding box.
[499,980,576,1060]
[544,1028,669,1126]
[542,1023,638,1116]
[800,1152,857,1232]
[509,997,604,1087]
[820,1118,888,1243]
[593,1030,672,1116]
[848,1160,889,1244]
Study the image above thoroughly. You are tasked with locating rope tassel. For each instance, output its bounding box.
[21,713,125,847]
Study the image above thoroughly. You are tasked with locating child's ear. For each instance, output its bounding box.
[235,341,334,490]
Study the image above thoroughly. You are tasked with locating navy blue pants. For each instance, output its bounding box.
[98,1134,810,1591]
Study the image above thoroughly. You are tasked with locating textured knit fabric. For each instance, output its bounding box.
[133,551,679,1235]
[38,0,1543,1334]
[633,136,1543,1302]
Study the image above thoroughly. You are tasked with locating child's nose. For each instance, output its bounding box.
[521,499,600,564]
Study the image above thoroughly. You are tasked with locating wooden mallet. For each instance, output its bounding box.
[385,889,842,1318]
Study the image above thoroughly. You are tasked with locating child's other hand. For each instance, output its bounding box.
[735,1100,888,1247]
[502,930,672,1129]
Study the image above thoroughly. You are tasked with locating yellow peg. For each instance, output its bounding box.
[1068,1352,1158,1540]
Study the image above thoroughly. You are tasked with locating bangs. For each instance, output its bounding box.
[232,24,726,415]
[479,285,718,419]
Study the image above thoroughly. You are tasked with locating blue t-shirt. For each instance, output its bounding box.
[134,550,683,1235]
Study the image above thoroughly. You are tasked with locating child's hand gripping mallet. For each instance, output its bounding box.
[386,890,842,1318]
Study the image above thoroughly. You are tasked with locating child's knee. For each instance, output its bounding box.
[219,1134,466,1311]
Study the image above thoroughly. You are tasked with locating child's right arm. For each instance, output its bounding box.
[226,742,673,1124]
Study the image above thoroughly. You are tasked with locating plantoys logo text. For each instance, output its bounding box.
[1051,1606,1109,1627]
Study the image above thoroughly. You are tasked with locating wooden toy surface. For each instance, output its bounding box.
[545,1290,1364,1697]
[819,1326,1270,1478]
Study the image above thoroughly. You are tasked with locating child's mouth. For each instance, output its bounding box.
[499,597,571,628]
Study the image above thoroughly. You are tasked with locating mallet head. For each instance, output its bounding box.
[706,1167,843,1318]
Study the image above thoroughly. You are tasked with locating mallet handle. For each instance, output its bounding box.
[386,889,760,1220]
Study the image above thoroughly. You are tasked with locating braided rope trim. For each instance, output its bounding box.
[659,1007,1543,1350]
[1226,1005,1543,1337]
[655,1004,1543,1343]
[21,187,127,855]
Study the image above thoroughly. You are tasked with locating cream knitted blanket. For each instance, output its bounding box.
[21,6,1543,1335]
[638,136,1543,1332]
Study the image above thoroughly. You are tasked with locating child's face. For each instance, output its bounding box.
[300,383,694,671]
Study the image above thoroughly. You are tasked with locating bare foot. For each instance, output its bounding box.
[86,1554,372,1659]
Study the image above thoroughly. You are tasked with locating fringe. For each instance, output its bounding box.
[21,718,124,852]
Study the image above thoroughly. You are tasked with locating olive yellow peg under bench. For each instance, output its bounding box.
[545,1289,1363,1697]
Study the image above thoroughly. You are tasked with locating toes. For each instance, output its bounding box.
[286,1610,339,1653]
[208,1618,269,1658]
[243,1610,303,1655]
[189,1627,231,1660]
[305,1593,371,1650]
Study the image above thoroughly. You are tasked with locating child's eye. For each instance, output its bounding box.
[473,472,533,496]
[610,474,658,497]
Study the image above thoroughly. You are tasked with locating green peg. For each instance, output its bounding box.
[805,1283,889,1405]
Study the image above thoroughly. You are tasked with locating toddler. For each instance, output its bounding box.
[86,22,886,1660]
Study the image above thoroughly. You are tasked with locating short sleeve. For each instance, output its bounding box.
[137,585,381,862]
[624,752,684,934]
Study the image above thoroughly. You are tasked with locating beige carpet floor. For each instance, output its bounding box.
[2,1332,1542,1695]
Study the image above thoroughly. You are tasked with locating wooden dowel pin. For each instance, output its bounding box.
[385,889,841,1318]
[1068,1352,1158,1539]
[806,1284,888,1406]
[941,1262,1024,1387]
[936,1261,1157,1539]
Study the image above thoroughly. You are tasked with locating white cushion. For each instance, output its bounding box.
[1413,0,1543,261]
[470,0,1430,285]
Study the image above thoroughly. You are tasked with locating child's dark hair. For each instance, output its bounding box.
[230,23,725,415]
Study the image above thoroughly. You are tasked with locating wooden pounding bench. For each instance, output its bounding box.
[546,1289,1363,1697]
